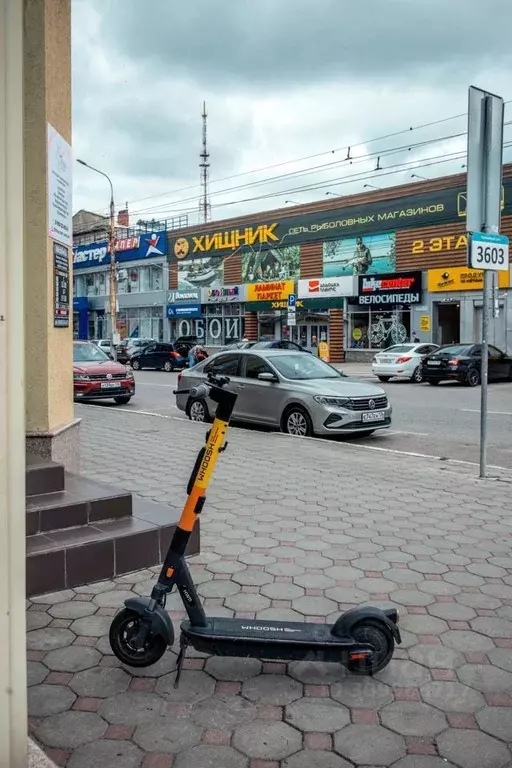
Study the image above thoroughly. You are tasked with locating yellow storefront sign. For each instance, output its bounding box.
[318,341,330,362]
[419,315,431,333]
[246,280,295,302]
[427,267,509,292]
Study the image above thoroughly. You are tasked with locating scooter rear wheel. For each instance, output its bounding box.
[109,608,167,668]
[346,620,395,675]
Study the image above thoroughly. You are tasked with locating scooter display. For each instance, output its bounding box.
[109,373,401,683]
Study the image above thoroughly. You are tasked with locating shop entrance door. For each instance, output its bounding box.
[434,303,460,345]
[292,322,329,351]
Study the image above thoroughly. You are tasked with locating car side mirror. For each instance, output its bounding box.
[258,372,277,382]
[108,353,114,360]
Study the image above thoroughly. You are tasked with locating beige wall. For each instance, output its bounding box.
[24,0,73,434]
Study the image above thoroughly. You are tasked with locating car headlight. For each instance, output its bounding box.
[73,374,90,381]
[314,395,350,407]
[126,370,134,380]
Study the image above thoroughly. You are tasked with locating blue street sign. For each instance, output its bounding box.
[288,293,296,308]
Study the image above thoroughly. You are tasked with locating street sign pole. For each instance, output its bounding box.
[466,86,505,478]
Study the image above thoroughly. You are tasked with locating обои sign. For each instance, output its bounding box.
[168,289,201,303]
[358,271,423,305]
[298,276,355,299]
[203,285,242,303]
[169,178,512,259]
[73,231,167,269]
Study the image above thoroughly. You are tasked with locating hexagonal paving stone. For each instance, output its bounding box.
[467,562,507,578]
[100,691,166,724]
[261,582,305,600]
[27,627,74,651]
[477,706,512,741]
[324,565,364,581]
[399,614,448,635]
[224,593,271,612]
[408,644,464,670]
[323,587,368,604]
[331,677,393,708]
[428,602,476,621]
[191,692,255,729]
[393,759,458,768]
[419,581,461,596]
[198,580,241,598]
[27,661,48,687]
[334,724,406,765]
[292,595,339,616]
[443,572,485,588]
[44,646,101,673]
[67,739,142,768]
[409,560,448,574]
[34,711,107,748]
[126,649,179,678]
[384,568,423,584]
[457,663,512,693]
[390,589,435,606]
[455,592,502,609]
[233,720,302,760]
[380,700,447,736]
[204,656,262,681]
[70,667,130,698]
[133,716,202,754]
[437,728,511,768]
[470,617,512,638]
[242,673,303,705]
[293,573,335,589]
[286,697,350,733]
[256,607,304,622]
[27,611,52,630]
[487,647,512,672]
[375,659,432,688]
[28,684,76,717]
[92,589,135,608]
[207,560,247,575]
[282,751,352,768]
[156,669,215,703]
[264,562,303,577]
[174,745,247,768]
[48,600,97,619]
[32,589,75,604]
[288,660,347,685]
[70,615,113,637]
[442,630,495,653]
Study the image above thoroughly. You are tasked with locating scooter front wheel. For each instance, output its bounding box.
[346,620,395,675]
[109,608,168,668]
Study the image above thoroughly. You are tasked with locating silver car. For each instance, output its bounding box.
[176,349,392,437]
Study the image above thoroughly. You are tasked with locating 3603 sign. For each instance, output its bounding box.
[469,232,509,272]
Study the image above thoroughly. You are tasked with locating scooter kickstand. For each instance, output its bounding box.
[173,636,189,689]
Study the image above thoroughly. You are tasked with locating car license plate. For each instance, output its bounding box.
[379,357,393,363]
[101,382,119,389]
[427,360,441,366]
[362,411,385,423]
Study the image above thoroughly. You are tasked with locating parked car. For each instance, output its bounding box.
[176,349,391,437]
[94,338,112,354]
[252,340,312,353]
[372,343,439,383]
[117,338,155,364]
[224,340,257,350]
[130,342,186,371]
[174,336,199,359]
[73,341,135,405]
[422,343,512,387]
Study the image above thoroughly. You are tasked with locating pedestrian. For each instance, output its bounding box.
[188,344,208,368]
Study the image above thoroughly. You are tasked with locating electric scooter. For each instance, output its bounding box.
[109,373,401,683]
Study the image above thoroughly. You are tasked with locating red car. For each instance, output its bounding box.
[73,341,135,405]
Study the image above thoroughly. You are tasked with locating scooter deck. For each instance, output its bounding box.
[180,617,373,663]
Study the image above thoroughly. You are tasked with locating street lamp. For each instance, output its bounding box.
[285,199,298,204]
[77,159,118,360]
[364,183,380,190]
[411,173,428,181]
[325,191,343,197]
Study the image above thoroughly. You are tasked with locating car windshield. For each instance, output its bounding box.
[270,354,340,380]
[437,345,473,355]
[380,345,415,353]
[74,343,110,363]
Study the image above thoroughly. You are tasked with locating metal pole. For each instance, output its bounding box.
[109,191,117,361]
[479,270,490,476]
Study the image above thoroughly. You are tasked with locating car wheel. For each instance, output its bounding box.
[131,359,140,371]
[465,367,481,387]
[163,361,173,372]
[187,398,211,423]
[377,376,391,383]
[411,366,423,383]
[114,396,131,405]
[282,406,313,437]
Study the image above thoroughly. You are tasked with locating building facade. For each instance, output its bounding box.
[164,166,512,361]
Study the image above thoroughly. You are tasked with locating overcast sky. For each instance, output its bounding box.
[72,0,512,227]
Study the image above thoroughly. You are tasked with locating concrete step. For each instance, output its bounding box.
[26,458,65,496]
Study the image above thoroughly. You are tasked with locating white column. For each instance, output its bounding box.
[0,0,28,766]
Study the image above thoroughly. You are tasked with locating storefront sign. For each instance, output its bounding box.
[427,266,510,292]
[357,271,423,305]
[412,233,468,254]
[202,285,242,303]
[168,289,201,303]
[73,231,167,269]
[48,124,73,247]
[246,280,294,302]
[318,341,330,362]
[53,242,70,327]
[167,303,202,318]
[419,315,431,333]
[169,179,512,259]
[298,276,355,299]
[247,297,342,312]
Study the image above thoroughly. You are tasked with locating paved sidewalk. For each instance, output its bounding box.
[27,406,512,767]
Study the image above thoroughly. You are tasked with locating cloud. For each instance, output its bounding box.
[71,0,512,223]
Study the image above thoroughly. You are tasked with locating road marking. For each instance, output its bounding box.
[387,430,429,436]
[462,409,512,416]
[134,382,177,388]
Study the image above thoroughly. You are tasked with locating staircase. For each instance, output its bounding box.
[26,458,199,597]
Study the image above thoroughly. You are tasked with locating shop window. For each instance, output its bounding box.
[150,265,163,291]
[349,309,411,350]
[139,266,151,292]
[128,267,139,293]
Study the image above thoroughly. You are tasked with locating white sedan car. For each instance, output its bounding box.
[372,343,439,383]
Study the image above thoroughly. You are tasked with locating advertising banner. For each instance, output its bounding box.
[167,304,202,318]
[168,289,201,303]
[298,276,356,298]
[427,266,510,292]
[324,232,396,277]
[357,271,423,305]
[73,231,167,269]
[202,285,243,303]
[178,256,224,290]
[246,280,295,302]
[241,245,300,283]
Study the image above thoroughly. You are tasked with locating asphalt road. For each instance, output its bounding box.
[80,369,512,470]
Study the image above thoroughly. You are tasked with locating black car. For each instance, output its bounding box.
[174,336,198,359]
[130,342,187,372]
[117,338,155,364]
[252,340,312,353]
[422,343,512,387]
